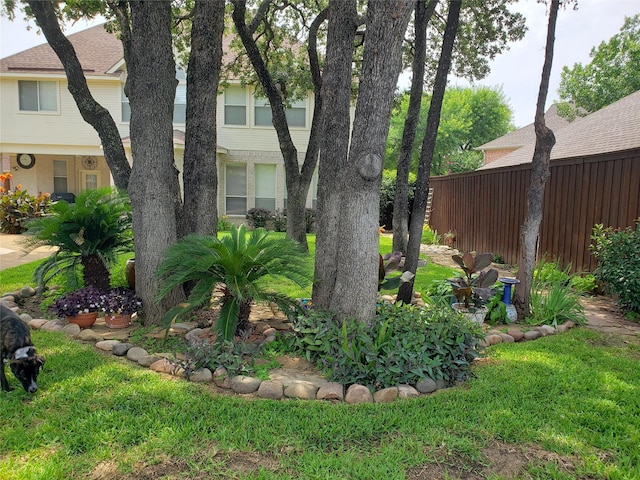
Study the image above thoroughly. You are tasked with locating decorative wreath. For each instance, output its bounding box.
[16,153,36,169]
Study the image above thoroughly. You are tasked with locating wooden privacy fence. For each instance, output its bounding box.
[428,149,640,273]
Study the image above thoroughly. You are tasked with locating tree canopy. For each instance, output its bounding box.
[557,13,640,120]
[385,86,514,176]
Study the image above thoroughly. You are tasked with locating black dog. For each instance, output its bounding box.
[1,304,45,393]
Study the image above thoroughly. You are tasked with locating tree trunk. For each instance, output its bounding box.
[328,0,414,322]
[126,1,185,325]
[514,0,560,320]
[231,0,315,251]
[312,0,358,309]
[26,1,131,190]
[398,0,462,305]
[181,0,225,238]
[82,254,111,291]
[392,0,437,254]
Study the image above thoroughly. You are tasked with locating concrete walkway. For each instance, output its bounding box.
[0,233,56,271]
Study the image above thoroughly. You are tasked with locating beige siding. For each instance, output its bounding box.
[0,76,127,150]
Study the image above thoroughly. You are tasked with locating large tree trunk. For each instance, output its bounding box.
[231,0,316,251]
[26,1,131,190]
[181,0,225,238]
[126,1,185,325]
[392,0,437,254]
[312,0,357,309]
[328,0,414,321]
[398,0,462,305]
[513,0,560,320]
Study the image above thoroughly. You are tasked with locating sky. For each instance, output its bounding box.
[1,1,639,128]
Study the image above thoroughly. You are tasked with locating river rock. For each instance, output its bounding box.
[316,382,344,401]
[345,384,373,404]
[398,384,420,399]
[138,355,162,367]
[62,323,81,337]
[126,347,149,362]
[95,340,121,351]
[257,381,284,399]
[415,377,437,394]
[524,330,542,341]
[284,382,318,400]
[77,329,103,342]
[230,375,262,394]
[190,368,213,383]
[112,343,133,356]
[373,387,398,403]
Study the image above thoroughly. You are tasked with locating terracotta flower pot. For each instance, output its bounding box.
[105,314,132,329]
[66,311,98,329]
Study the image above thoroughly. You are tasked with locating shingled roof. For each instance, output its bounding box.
[478,90,640,170]
[0,24,123,76]
[476,103,571,151]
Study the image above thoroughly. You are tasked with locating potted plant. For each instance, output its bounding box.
[49,285,105,328]
[447,252,499,325]
[102,287,142,329]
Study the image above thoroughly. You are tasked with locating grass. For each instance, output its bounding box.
[5,233,637,477]
[0,328,638,478]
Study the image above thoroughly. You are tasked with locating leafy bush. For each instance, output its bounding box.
[0,181,51,234]
[533,258,596,295]
[289,303,483,390]
[528,259,586,327]
[590,221,640,313]
[273,209,286,232]
[156,225,312,341]
[23,187,133,291]
[217,215,232,232]
[420,225,441,245]
[304,208,316,233]
[246,207,273,229]
[379,170,416,230]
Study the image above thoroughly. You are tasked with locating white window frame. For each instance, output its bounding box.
[224,86,247,126]
[18,80,59,113]
[80,170,101,191]
[254,94,307,128]
[53,159,68,192]
[225,163,247,215]
[254,164,277,211]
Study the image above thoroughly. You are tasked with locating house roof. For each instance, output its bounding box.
[477,89,640,170]
[0,24,123,76]
[477,103,570,151]
[1,23,240,77]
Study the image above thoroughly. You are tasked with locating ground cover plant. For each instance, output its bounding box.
[0,326,638,479]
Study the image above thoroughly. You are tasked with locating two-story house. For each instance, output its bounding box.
[0,23,317,219]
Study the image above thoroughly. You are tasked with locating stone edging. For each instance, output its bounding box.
[1,291,579,404]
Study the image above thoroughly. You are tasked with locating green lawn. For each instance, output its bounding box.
[0,327,638,478]
[3,234,638,478]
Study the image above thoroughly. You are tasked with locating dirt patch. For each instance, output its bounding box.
[406,440,579,480]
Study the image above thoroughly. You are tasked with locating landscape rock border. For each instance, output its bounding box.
[2,289,578,404]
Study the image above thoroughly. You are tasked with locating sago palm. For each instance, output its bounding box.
[23,187,133,291]
[156,225,312,341]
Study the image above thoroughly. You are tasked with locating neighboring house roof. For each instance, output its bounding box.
[476,104,570,151]
[0,24,123,76]
[478,90,640,170]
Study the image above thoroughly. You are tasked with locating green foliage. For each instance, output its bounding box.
[534,258,596,295]
[378,169,417,229]
[273,209,286,232]
[447,252,499,309]
[385,87,514,175]
[420,225,441,245]
[378,252,414,292]
[289,303,483,389]
[484,289,508,326]
[245,207,273,229]
[590,220,640,313]
[216,215,232,232]
[156,224,312,341]
[528,260,587,327]
[0,183,51,234]
[557,14,640,120]
[22,187,133,290]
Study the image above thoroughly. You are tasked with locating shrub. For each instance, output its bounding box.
[273,209,286,232]
[289,303,483,390]
[23,187,133,291]
[217,215,232,232]
[379,170,416,230]
[528,259,586,326]
[421,225,441,245]
[0,181,51,234]
[305,208,316,233]
[246,207,273,229]
[590,220,640,313]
